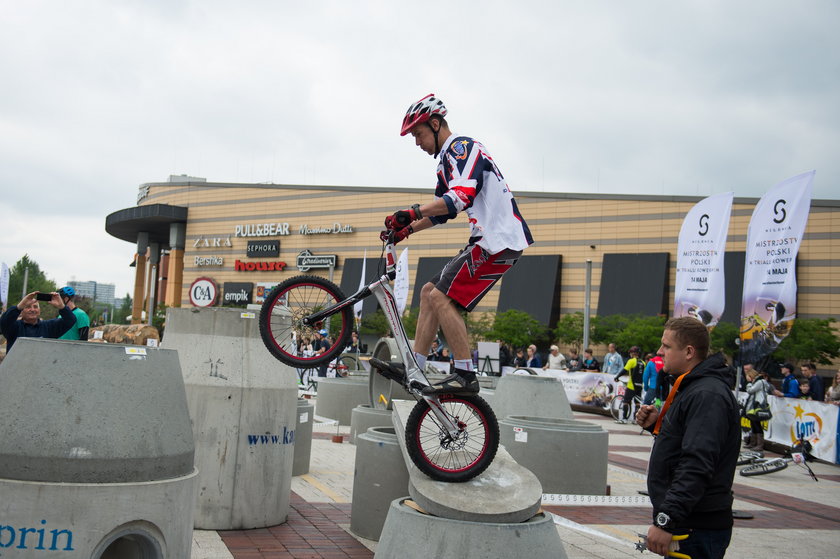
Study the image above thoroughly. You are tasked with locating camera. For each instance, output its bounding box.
[35,292,53,301]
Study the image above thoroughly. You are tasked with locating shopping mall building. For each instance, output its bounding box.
[105,175,839,336]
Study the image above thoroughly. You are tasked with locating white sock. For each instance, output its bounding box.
[414,352,427,369]
[455,359,473,372]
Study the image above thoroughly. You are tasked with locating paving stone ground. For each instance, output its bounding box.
[192,404,840,559]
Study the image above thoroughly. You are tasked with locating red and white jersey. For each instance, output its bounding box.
[432,134,533,254]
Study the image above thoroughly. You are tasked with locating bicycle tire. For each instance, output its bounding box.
[609,394,625,421]
[259,275,353,367]
[739,458,788,477]
[336,354,361,372]
[405,394,499,483]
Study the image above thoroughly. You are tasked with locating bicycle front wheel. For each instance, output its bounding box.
[405,394,499,483]
[259,275,353,367]
[740,458,788,477]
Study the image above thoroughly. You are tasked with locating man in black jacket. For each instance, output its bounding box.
[636,317,740,559]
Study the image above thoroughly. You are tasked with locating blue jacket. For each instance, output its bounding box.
[643,360,658,392]
[781,375,801,398]
[1,305,76,351]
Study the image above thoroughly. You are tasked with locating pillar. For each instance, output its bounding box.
[165,223,186,308]
[132,233,149,325]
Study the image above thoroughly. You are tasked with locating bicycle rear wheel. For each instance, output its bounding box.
[739,458,788,476]
[259,275,353,367]
[609,395,625,421]
[405,394,499,483]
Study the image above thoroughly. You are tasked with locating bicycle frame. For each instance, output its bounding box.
[299,233,464,439]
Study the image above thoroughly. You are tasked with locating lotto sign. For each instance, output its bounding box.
[190,277,218,307]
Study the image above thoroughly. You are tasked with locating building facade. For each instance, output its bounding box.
[106,177,839,333]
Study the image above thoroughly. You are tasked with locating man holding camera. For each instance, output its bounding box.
[0,291,76,352]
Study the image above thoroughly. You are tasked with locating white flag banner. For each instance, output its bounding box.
[674,192,733,328]
[353,250,367,319]
[740,170,814,364]
[394,248,410,315]
[0,262,9,307]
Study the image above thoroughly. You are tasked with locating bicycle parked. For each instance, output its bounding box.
[259,229,499,482]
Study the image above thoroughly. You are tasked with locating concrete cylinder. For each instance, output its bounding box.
[0,338,196,558]
[162,307,298,529]
[494,374,573,421]
[376,499,566,559]
[294,398,315,476]
[499,416,608,495]
[315,378,371,425]
[350,428,409,541]
[350,404,394,444]
[368,337,413,409]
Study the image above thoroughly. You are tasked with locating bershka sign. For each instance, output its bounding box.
[193,235,232,248]
[247,240,280,258]
[195,255,224,266]
[235,259,287,272]
[234,223,290,237]
[297,250,337,272]
[190,277,218,307]
[223,282,253,305]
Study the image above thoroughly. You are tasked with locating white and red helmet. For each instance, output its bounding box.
[400,93,447,136]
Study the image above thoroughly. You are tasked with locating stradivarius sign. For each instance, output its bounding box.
[296,250,337,272]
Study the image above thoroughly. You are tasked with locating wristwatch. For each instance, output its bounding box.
[654,512,674,532]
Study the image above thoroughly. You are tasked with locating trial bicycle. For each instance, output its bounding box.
[258,229,499,482]
[738,437,818,481]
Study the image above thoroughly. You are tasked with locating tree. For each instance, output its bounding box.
[612,315,667,354]
[590,314,634,347]
[113,294,133,324]
[360,309,391,337]
[488,309,547,350]
[464,311,494,346]
[709,321,740,358]
[401,307,420,339]
[554,312,586,351]
[771,318,840,365]
[7,254,57,306]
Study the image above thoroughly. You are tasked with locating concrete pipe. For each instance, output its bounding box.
[162,307,298,529]
[293,398,315,476]
[0,338,196,558]
[315,378,371,426]
[499,415,608,495]
[376,499,566,559]
[349,404,394,444]
[493,374,573,421]
[350,428,409,541]
[368,337,412,409]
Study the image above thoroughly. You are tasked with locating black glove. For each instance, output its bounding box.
[385,205,422,230]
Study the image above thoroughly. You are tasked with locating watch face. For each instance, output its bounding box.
[656,512,670,527]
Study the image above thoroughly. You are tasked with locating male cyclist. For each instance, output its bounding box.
[372,93,533,395]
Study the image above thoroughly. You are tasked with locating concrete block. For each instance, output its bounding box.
[368,337,412,409]
[293,398,315,475]
[349,404,394,444]
[0,337,197,558]
[0,338,194,483]
[391,400,542,524]
[162,307,298,529]
[493,374,573,421]
[315,378,371,425]
[376,499,567,559]
[499,416,608,495]
[350,427,409,541]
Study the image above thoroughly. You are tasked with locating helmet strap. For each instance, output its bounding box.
[428,121,440,156]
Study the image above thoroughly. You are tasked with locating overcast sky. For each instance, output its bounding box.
[1,1,837,301]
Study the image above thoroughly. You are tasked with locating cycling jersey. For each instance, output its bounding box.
[431,134,533,254]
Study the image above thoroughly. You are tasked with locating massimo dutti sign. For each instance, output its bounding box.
[247,240,280,258]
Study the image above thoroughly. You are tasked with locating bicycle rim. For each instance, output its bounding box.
[259,275,352,367]
[609,395,624,421]
[405,395,499,483]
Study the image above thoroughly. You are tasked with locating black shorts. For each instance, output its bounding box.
[429,243,522,312]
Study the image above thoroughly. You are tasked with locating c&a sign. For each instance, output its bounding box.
[190,277,218,307]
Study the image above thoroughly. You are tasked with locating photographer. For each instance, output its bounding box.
[1,291,76,351]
